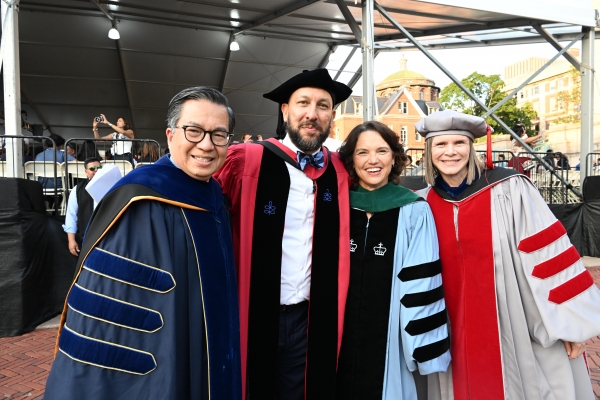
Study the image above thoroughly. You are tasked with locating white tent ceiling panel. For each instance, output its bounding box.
[20,45,122,81]
[37,105,130,127]
[125,82,184,109]
[118,21,229,59]
[121,52,224,86]
[19,12,114,49]
[416,0,597,27]
[231,36,328,66]
[20,76,129,107]
[223,90,278,119]
[131,109,167,130]
[222,63,277,91]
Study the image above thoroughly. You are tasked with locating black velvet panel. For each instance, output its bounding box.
[412,337,451,363]
[398,259,442,282]
[404,309,448,336]
[400,285,444,308]
[247,150,290,399]
[306,163,340,399]
[336,208,400,400]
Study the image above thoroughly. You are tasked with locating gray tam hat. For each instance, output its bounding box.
[415,110,487,140]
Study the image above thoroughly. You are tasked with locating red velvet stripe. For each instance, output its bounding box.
[548,271,594,304]
[518,220,566,253]
[531,246,581,279]
[427,189,505,400]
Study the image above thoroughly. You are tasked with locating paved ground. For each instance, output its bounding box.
[1,264,600,399]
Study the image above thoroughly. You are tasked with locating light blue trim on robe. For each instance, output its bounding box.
[382,201,451,400]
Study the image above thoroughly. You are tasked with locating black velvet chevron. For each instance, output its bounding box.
[413,337,451,363]
[404,309,447,336]
[401,285,444,308]
[398,259,442,282]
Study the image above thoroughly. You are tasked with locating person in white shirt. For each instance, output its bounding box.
[215,69,352,400]
[62,157,101,256]
[92,114,135,164]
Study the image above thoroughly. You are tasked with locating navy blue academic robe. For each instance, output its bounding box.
[45,156,242,400]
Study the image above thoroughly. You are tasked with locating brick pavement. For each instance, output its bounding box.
[1,266,600,399]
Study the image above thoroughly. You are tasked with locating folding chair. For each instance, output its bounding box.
[24,161,66,214]
[135,162,154,168]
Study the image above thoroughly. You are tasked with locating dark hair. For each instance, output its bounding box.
[77,140,101,161]
[166,87,235,133]
[66,142,77,152]
[117,117,131,131]
[513,124,525,135]
[339,121,407,187]
[49,133,66,148]
[84,157,102,169]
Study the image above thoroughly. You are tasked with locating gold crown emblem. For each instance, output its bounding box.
[350,239,357,253]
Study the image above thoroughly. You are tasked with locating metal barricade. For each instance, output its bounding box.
[63,138,161,191]
[1,135,63,215]
[475,150,515,168]
[585,153,600,177]
[404,148,425,176]
[517,151,580,204]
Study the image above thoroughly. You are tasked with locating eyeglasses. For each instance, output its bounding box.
[87,165,103,171]
[176,125,233,146]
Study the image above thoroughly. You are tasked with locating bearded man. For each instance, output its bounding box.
[215,69,352,400]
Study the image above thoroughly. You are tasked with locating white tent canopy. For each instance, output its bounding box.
[0,0,596,150]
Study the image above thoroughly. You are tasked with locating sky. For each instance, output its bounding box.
[341,41,581,95]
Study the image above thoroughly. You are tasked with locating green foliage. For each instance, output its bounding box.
[555,67,581,124]
[439,72,538,136]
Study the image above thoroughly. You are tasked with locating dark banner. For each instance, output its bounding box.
[0,178,77,337]
[549,200,600,258]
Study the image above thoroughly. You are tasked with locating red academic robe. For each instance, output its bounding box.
[215,138,350,399]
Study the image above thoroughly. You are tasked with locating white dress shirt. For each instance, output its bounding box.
[62,184,98,234]
[279,135,317,305]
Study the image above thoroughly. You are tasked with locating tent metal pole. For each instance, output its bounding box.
[580,27,595,181]
[482,33,584,118]
[2,0,23,179]
[374,1,582,198]
[362,0,375,121]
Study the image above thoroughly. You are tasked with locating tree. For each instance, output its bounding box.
[555,67,581,124]
[439,72,538,136]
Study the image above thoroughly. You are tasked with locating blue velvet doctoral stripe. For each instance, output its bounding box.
[68,284,163,332]
[59,325,157,375]
[84,248,175,293]
[182,208,242,399]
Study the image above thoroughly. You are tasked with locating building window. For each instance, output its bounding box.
[549,97,557,112]
[388,125,393,131]
[398,102,408,114]
[415,131,421,142]
[354,101,362,115]
[420,91,424,100]
[428,107,439,114]
[534,86,539,95]
[400,126,408,144]
[550,80,556,91]
[520,91,524,99]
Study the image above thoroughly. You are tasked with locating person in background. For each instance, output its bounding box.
[139,141,160,162]
[416,110,600,400]
[35,133,75,189]
[92,115,135,164]
[66,142,78,160]
[62,157,101,256]
[242,133,254,143]
[497,153,508,167]
[336,121,450,400]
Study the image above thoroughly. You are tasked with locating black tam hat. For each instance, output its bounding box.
[263,69,352,139]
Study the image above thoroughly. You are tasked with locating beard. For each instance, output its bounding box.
[285,120,331,153]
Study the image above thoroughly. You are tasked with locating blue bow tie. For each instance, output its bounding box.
[297,150,324,171]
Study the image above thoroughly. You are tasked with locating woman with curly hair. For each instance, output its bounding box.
[336,121,450,400]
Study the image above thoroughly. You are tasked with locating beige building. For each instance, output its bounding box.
[498,47,600,167]
[333,57,441,149]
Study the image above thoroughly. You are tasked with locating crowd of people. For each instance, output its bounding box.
[36,70,600,400]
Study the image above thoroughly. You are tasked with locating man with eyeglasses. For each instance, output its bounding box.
[45,87,242,400]
[62,157,102,256]
[215,69,352,400]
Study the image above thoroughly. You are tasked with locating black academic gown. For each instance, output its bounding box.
[45,156,242,400]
